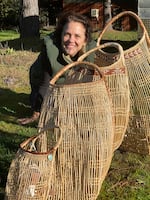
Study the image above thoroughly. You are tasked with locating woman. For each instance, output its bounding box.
[18,11,96,125]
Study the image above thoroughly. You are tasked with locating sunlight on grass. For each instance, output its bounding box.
[0,30,20,42]
[97,151,150,200]
[0,121,36,137]
[99,30,138,41]
[91,29,138,42]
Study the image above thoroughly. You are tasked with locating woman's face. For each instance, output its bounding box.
[61,21,87,57]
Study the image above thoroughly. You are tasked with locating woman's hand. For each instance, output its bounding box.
[17,112,40,125]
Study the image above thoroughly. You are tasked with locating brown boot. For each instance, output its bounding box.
[18,112,40,125]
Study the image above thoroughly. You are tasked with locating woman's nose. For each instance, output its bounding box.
[69,35,74,42]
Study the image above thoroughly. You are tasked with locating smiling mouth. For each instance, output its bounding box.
[66,44,75,49]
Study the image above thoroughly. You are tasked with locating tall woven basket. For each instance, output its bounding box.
[78,42,130,151]
[5,127,62,200]
[38,61,114,200]
[97,11,150,155]
[138,19,150,38]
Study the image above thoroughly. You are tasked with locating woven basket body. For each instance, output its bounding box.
[5,128,62,200]
[97,11,150,155]
[38,61,114,200]
[138,19,150,38]
[78,42,130,151]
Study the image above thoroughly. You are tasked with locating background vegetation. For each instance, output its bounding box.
[0,29,150,200]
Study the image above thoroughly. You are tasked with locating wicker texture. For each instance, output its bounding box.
[5,127,62,200]
[38,61,114,200]
[97,11,150,154]
[138,19,150,38]
[78,42,130,151]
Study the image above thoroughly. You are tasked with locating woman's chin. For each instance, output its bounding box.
[65,48,77,57]
[67,52,77,57]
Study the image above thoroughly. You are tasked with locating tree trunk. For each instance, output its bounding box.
[20,0,40,38]
[104,0,112,29]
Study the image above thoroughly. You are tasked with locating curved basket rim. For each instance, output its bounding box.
[78,42,126,69]
[50,61,104,85]
[20,127,62,155]
[97,10,150,47]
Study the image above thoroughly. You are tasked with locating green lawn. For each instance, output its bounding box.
[0,30,20,42]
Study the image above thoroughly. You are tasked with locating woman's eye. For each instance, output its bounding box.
[64,33,70,37]
[74,34,81,39]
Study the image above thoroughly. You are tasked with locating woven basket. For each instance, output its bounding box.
[38,61,114,200]
[138,19,150,38]
[5,127,62,200]
[78,42,130,151]
[97,11,150,155]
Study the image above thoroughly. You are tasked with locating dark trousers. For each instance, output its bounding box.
[30,71,51,112]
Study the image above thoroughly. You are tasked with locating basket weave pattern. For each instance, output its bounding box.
[97,11,150,155]
[5,128,62,200]
[78,43,130,151]
[38,61,114,199]
[138,19,150,38]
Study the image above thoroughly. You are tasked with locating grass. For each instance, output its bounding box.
[92,29,138,42]
[99,30,138,41]
[0,30,20,42]
[0,29,150,200]
[0,29,51,42]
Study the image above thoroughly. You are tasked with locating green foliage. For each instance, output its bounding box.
[0,0,20,28]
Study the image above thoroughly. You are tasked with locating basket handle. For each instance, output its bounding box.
[78,42,125,65]
[20,126,62,154]
[50,61,103,85]
[97,11,150,46]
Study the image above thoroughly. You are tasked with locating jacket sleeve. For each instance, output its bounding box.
[41,43,53,76]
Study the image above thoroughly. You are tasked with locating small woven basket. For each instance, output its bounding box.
[38,61,114,200]
[5,127,62,200]
[97,11,150,155]
[78,42,130,151]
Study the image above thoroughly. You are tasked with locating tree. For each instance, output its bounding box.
[0,0,20,28]
[104,0,112,29]
[20,0,40,38]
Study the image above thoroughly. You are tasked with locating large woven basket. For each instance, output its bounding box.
[78,42,130,151]
[97,11,150,154]
[138,19,150,38]
[38,61,114,200]
[5,127,62,200]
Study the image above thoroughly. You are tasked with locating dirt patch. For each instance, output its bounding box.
[0,50,39,92]
[0,50,39,68]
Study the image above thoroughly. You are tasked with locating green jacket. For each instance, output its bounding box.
[30,32,96,87]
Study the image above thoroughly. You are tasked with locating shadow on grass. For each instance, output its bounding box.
[0,87,32,120]
[0,191,4,200]
[0,130,28,186]
[0,37,43,52]
[0,88,38,199]
[100,39,138,50]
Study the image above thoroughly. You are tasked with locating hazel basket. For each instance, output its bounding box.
[97,11,150,155]
[78,42,130,151]
[38,61,114,200]
[5,127,62,200]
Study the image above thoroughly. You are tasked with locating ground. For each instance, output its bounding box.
[0,50,38,68]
